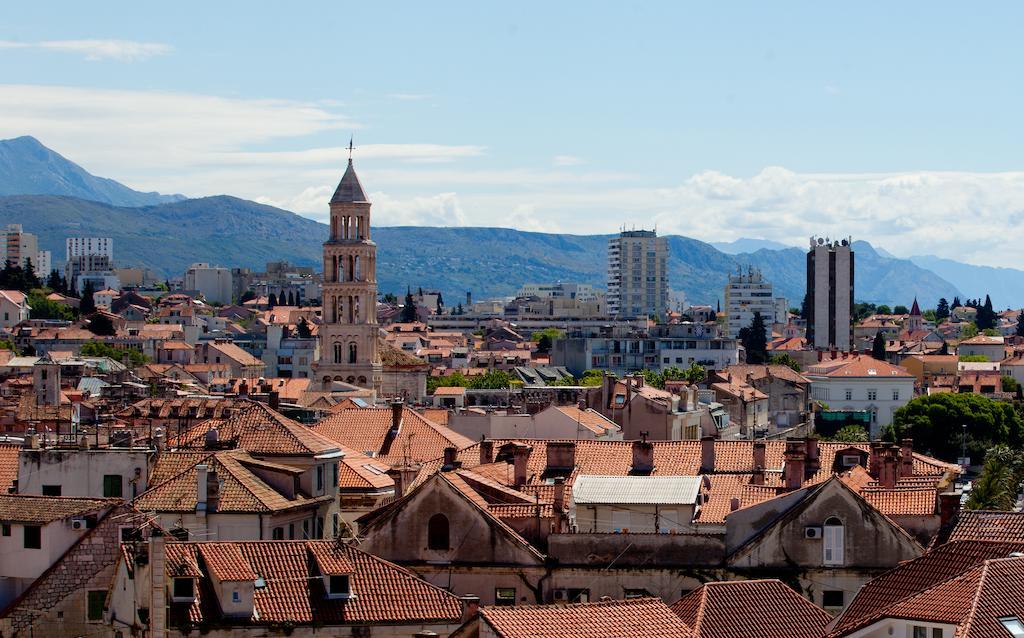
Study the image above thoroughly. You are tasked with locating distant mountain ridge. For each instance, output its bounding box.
[0,136,185,206]
[0,135,983,307]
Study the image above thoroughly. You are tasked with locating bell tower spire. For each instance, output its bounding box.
[315,143,382,393]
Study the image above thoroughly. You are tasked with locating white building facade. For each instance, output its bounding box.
[184,263,233,305]
[724,267,785,338]
[804,355,914,438]
[607,229,669,319]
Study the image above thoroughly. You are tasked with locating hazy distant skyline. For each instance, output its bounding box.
[4,2,1024,267]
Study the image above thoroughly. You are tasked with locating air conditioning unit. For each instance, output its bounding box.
[70,518,86,531]
[804,526,823,539]
[553,589,568,602]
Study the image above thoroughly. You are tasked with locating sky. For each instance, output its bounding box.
[3,2,1024,267]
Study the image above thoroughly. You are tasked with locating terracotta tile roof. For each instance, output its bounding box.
[414,440,954,496]
[722,364,810,385]
[165,541,463,626]
[710,380,768,402]
[0,442,18,492]
[0,494,118,523]
[420,408,450,426]
[833,556,1024,637]
[136,449,330,514]
[960,334,1004,345]
[179,403,340,457]
[670,579,831,638]
[831,540,1024,635]
[949,510,1024,543]
[118,397,246,421]
[552,406,620,435]
[336,445,394,491]
[198,544,258,581]
[148,451,212,486]
[205,341,263,367]
[479,597,692,638]
[860,488,936,516]
[433,386,467,396]
[310,406,473,465]
[805,354,913,378]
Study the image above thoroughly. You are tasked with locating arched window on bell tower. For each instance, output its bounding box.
[348,342,357,364]
[333,342,343,364]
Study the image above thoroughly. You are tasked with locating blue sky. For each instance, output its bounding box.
[3,2,1024,266]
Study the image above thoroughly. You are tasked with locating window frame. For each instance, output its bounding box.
[103,474,123,498]
[823,517,844,566]
[172,577,195,602]
[87,589,106,622]
[23,524,41,549]
[494,587,516,607]
[427,513,450,550]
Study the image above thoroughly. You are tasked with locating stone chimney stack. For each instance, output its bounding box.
[752,441,766,485]
[546,441,576,473]
[700,436,716,473]
[196,464,209,511]
[553,477,565,515]
[783,439,806,491]
[442,447,459,471]
[268,390,280,410]
[460,594,481,623]
[512,445,530,488]
[805,437,820,476]
[479,439,494,465]
[390,399,404,434]
[631,436,655,475]
[900,439,915,478]
[869,441,884,479]
[938,491,961,528]
[879,445,898,489]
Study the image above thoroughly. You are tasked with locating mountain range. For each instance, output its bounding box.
[1,135,1020,307]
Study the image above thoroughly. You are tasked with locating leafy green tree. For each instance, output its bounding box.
[469,370,518,389]
[400,288,417,322]
[537,334,553,354]
[545,376,577,386]
[380,292,398,304]
[579,369,605,386]
[738,312,768,364]
[922,309,937,322]
[1002,375,1020,394]
[893,305,910,315]
[961,323,979,338]
[965,450,1019,510]
[872,331,886,361]
[827,425,869,442]
[531,328,565,342]
[683,362,707,384]
[769,353,802,372]
[1018,312,1024,338]
[936,298,950,321]
[887,393,1024,461]
[239,290,257,303]
[28,290,74,321]
[87,313,116,336]
[977,295,996,330]
[80,341,148,367]
[960,354,988,362]
[875,304,892,315]
[79,280,96,315]
[853,302,877,322]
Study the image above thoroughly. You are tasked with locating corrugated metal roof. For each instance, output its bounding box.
[573,475,702,505]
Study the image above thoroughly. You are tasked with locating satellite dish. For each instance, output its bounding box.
[817,238,825,246]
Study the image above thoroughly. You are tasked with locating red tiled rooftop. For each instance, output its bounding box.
[479,597,692,638]
[671,579,831,638]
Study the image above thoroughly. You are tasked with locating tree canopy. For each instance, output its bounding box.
[400,288,417,322]
[738,311,768,364]
[886,393,1024,461]
[871,331,886,361]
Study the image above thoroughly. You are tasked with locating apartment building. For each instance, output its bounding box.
[607,229,669,319]
[723,266,786,338]
[806,236,854,350]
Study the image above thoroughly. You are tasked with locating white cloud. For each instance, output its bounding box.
[0,39,171,61]
[552,154,583,167]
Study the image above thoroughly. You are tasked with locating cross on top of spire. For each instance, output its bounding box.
[347,135,355,161]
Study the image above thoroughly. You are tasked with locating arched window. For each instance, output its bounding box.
[823,517,844,565]
[348,342,357,364]
[428,513,450,550]
[333,343,343,364]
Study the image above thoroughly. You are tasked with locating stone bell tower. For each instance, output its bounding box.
[315,143,382,392]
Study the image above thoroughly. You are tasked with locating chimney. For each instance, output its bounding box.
[479,439,494,465]
[869,442,884,478]
[460,594,481,623]
[700,436,716,473]
[752,441,766,485]
[386,468,405,497]
[546,441,576,473]
[206,469,220,512]
[938,491,961,528]
[268,391,280,410]
[196,464,209,511]
[149,529,167,638]
[817,350,823,362]
[603,373,617,407]
[391,399,404,434]
[631,437,655,475]
[238,379,248,397]
[805,437,820,475]
[513,445,530,488]
[442,447,459,471]
[900,438,915,478]
[879,446,898,489]
[783,439,806,490]
[730,497,741,512]
[553,477,565,514]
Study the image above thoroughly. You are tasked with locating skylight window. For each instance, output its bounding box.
[1001,617,1024,637]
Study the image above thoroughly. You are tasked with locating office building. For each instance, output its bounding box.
[65,237,116,294]
[1,225,45,275]
[184,263,233,305]
[724,266,785,338]
[806,236,854,350]
[607,229,669,319]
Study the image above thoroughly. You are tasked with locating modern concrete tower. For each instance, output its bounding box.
[316,149,382,392]
[806,236,854,351]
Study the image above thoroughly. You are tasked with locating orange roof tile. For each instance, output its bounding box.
[949,510,1024,543]
[479,597,692,638]
[0,442,18,492]
[671,579,830,638]
[165,541,462,625]
[310,406,473,465]
[0,494,118,523]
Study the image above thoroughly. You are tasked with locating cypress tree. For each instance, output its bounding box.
[80,280,96,315]
[872,331,886,361]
